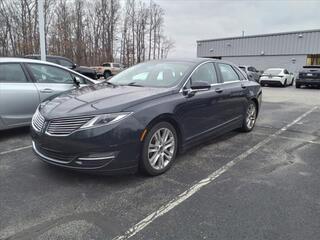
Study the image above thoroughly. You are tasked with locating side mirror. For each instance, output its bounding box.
[183,81,210,97]
[73,76,81,87]
[190,81,211,90]
[72,63,77,69]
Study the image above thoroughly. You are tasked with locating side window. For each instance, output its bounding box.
[191,63,217,85]
[0,63,28,83]
[234,67,246,80]
[284,69,289,74]
[59,59,74,68]
[27,64,74,84]
[248,66,254,72]
[103,63,111,67]
[47,57,59,64]
[218,63,240,82]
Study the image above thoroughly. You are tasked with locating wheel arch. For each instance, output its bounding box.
[250,97,260,116]
[144,113,183,153]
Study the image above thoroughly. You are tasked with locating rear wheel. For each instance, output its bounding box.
[296,83,301,88]
[241,100,257,132]
[140,122,178,176]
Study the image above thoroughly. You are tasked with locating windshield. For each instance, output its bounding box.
[263,69,282,75]
[108,61,192,88]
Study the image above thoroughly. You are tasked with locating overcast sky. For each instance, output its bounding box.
[149,0,320,58]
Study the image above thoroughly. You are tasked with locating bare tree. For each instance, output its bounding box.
[0,0,174,66]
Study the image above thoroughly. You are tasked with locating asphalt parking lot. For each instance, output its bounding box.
[1,86,319,240]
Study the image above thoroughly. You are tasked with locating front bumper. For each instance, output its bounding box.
[31,117,144,174]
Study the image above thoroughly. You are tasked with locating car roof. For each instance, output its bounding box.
[265,68,285,70]
[25,54,72,60]
[0,57,97,83]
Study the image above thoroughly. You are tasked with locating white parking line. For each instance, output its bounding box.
[0,145,32,156]
[253,132,320,145]
[112,106,318,240]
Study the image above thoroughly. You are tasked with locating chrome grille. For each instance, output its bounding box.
[46,116,94,136]
[32,109,45,132]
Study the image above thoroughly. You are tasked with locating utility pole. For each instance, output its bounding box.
[38,0,46,61]
[242,30,245,37]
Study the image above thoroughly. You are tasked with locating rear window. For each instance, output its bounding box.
[102,63,111,67]
[0,63,28,83]
[303,65,320,69]
[263,69,282,75]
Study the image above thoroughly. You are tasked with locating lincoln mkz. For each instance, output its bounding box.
[31,58,262,175]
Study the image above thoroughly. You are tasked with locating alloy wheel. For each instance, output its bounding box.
[246,104,257,129]
[147,128,175,170]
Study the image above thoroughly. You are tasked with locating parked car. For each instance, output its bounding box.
[91,62,123,79]
[31,58,262,175]
[260,68,294,87]
[0,58,97,130]
[25,55,98,80]
[239,65,261,82]
[296,65,320,88]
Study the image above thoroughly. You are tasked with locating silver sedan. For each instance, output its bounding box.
[0,58,98,130]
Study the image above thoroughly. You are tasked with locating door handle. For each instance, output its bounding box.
[241,83,247,89]
[40,88,53,93]
[215,88,223,93]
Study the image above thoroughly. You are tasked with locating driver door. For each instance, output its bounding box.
[25,63,77,102]
[178,62,227,142]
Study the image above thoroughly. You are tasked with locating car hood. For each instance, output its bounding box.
[40,83,174,119]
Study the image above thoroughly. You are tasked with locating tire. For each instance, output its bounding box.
[240,100,257,132]
[296,83,301,88]
[104,71,111,79]
[282,79,287,87]
[140,122,178,176]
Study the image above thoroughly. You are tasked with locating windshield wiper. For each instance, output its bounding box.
[126,82,144,87]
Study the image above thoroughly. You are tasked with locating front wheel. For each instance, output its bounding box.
[140,122,178,176]
[241,101,257,132]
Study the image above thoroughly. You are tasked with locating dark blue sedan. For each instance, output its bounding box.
[31,58,262,175]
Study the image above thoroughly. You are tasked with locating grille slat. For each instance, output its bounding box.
[46,115,94,136]
[32,110,45,132]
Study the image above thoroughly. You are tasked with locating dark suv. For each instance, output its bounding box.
[296,65,320,88]
[25,55,97,80]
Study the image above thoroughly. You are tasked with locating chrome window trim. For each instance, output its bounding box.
[179,60,214,93]
[179,61,248,93]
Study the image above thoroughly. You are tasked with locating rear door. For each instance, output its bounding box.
[0,63,40,127]
[25,63,78,102]
[216,63,247,124]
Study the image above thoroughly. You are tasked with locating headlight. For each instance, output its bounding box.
[80,112,132,129]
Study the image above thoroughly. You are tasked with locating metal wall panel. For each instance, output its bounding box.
[222,55,307,76]
[197,30,320,57]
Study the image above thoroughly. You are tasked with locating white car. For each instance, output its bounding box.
[260,68,294,87]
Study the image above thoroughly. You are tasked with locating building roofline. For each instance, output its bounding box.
[197,29,320,43]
